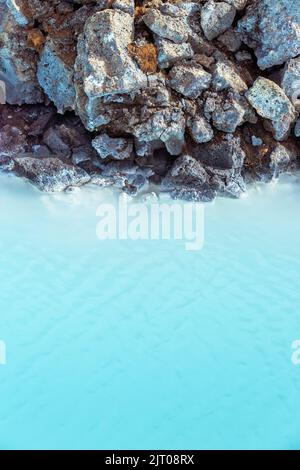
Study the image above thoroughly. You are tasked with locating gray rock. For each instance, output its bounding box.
[169,63,212,99]
[246,77,297,140]
[163,152,246,200]
[203,92,218,117]
[92,161,153,195]
[1,0,299,202]
[237,0,300,70]
[137,74,171,107]
[281,57,300,108]
[42,127,71,156]
[4,0,55,24]
[204,91,256,133]
[269,143,297,178]
[134,139,165,159]
[162,154,216,202]
[92,133,133,160]
[212,59,248,93]
[193,133,246,169]
[143,6,192,44]
[0,6,43,105]
[55,121,91,148]
[155,37,194,69]
[74,10,147,130]
[37,39,76,114]
[40,120,91,158]
[201,1,236,41]
[71,145,94,165]
[207,167,247,198]
[90,173,114,188]
[169,154,209,183]
[268,118,296,142]
[187,116,214,143]
[133,107,186,156]
[224,175,247,199]
[211,94,250,133]
[12,157,91,191]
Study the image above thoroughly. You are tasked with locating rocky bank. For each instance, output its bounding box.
[0,0,299,200]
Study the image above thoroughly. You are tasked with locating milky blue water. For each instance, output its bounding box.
[0,173,300,450]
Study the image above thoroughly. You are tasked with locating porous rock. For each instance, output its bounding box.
[0,4,43,104]
[281,57,300,106]
[169,63,212,99]
[246,77,297,140]
[12,157,91,191]
[237,0,300,70]
[1,0,300,198]
[269,143,297,178]
[201,1,236,41]
[74,10,147,130]
[92,133,133,160]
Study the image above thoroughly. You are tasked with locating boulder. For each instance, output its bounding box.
[162,154,216,202]
[281,57,300,108]
[246,77,297,140]
[133,106,186,156]
[143,4,194,44]
[169,63,212,99]
[214,92,256,133]
[212,59,248,93]
[193,133,246,169]
[169,154,209,183]
[237,0,300,70]
[269,143,297,178]
[201,1,236,41]
[204,91,256,133]
[42,120,91,156]
[91,161,154,195]
[12,157,91,191]
[207,167,247,198]
[0,5,43,104]
[74,10,147,130]
[155,37,194,69]
[0,0,299,199]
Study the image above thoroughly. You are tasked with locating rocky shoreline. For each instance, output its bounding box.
[0,0,299,200]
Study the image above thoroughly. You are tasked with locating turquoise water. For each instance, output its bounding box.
[0,173,300,450]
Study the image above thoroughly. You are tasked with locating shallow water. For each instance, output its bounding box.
[0,173,300,450]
